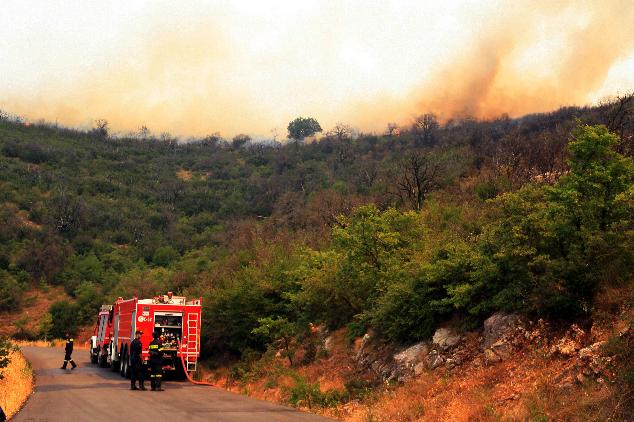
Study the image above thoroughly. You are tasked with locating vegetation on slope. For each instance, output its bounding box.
[0,97,632,369]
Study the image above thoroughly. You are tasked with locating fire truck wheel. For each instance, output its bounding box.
[99,350,108,368]
[120,351,127,378]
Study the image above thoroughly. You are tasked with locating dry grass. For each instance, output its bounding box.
[0,346,33,419]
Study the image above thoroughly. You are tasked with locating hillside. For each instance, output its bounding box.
[1,96,633,419]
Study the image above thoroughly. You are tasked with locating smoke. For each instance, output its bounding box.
[0,1,633,137]
[414,1,634,121]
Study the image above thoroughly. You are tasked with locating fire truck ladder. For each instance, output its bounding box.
[185,313,199,372]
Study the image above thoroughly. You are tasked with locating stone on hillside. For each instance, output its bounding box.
[413,362,426,376]
[393,342,429,370]
[484,348,501,363]
[323,336,334,353]
[549,325,587,357]
[432,328,461,350]
[483,312,520,349]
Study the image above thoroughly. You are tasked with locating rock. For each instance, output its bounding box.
[432,328,461,350]
[579,341,606,360]
[490,340,512,359]
[413,362,426,376]
[484,348,501,363]
[483,312,521,349]
[354,332,373,361]
[323,336,334,353]
[427,353,445,369]
[393,342,429,369]
[551,339,578,357]
[576,373,587,384]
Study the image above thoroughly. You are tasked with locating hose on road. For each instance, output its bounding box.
[177,340,215,386]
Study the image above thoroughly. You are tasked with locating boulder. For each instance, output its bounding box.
[432,328,461,350]
[483,312,521,349]
[393,342,429,370]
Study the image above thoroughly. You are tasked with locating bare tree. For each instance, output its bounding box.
[137,125,151,140]
[93,119,109,138]
[602,92,634,156]
[394,152,440,211]
[412,113,439,146]
[326,123,353,141]
[385,122,400,137]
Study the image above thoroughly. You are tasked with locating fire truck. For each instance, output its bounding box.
[89,305,113,366]
[90,292,202,377]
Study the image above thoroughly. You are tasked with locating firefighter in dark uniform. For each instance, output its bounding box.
[130,330,146,390]
[148,331,164,391]
[60,332,77,370]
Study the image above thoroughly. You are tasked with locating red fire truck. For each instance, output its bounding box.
[90,292,202,378]
[89,305,113,367]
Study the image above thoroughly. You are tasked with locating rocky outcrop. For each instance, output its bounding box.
[354,327,468,383]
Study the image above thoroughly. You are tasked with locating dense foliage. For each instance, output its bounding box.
[0,96,632,357]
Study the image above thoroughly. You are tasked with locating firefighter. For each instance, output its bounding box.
[148,330,164,391]
[130,330,146,390]
[60,333,77,370]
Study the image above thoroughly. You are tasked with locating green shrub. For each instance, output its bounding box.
[286,373,348,408]
[0,270,22,311]
[48,300,80,338]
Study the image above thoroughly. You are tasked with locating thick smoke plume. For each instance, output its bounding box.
[1,1,633,137]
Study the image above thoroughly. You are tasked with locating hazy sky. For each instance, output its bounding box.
[1,1,634,138]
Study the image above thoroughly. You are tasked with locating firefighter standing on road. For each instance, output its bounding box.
[130,330,146,390]
[60,333,77,370]
[148,331,164,391]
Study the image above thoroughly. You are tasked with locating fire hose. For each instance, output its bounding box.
[177,339,215,386]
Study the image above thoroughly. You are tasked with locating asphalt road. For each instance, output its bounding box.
[15,347,331,422]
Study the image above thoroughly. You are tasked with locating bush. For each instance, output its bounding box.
[152,246,179,267]
[286,373,348,408]
[0,270,22,311]
[48,300,80,338]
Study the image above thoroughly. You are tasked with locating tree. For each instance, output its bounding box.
[0,270,22,311]
[287,117,322,141]
[412,113,439,146]
[93,119,109,138]
[325,123,353,141]
[48,300,80,338]
[394,152,440,211]
[231,134,251,149]
[251,317,298,366]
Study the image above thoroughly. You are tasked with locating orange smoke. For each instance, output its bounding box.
[0,1,633,137]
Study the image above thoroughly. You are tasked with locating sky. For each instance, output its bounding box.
[1,0,634,138]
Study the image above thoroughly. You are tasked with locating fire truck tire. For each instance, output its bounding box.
[120,350,127,378]
[99,348,109,368]
[90,349,98,364]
